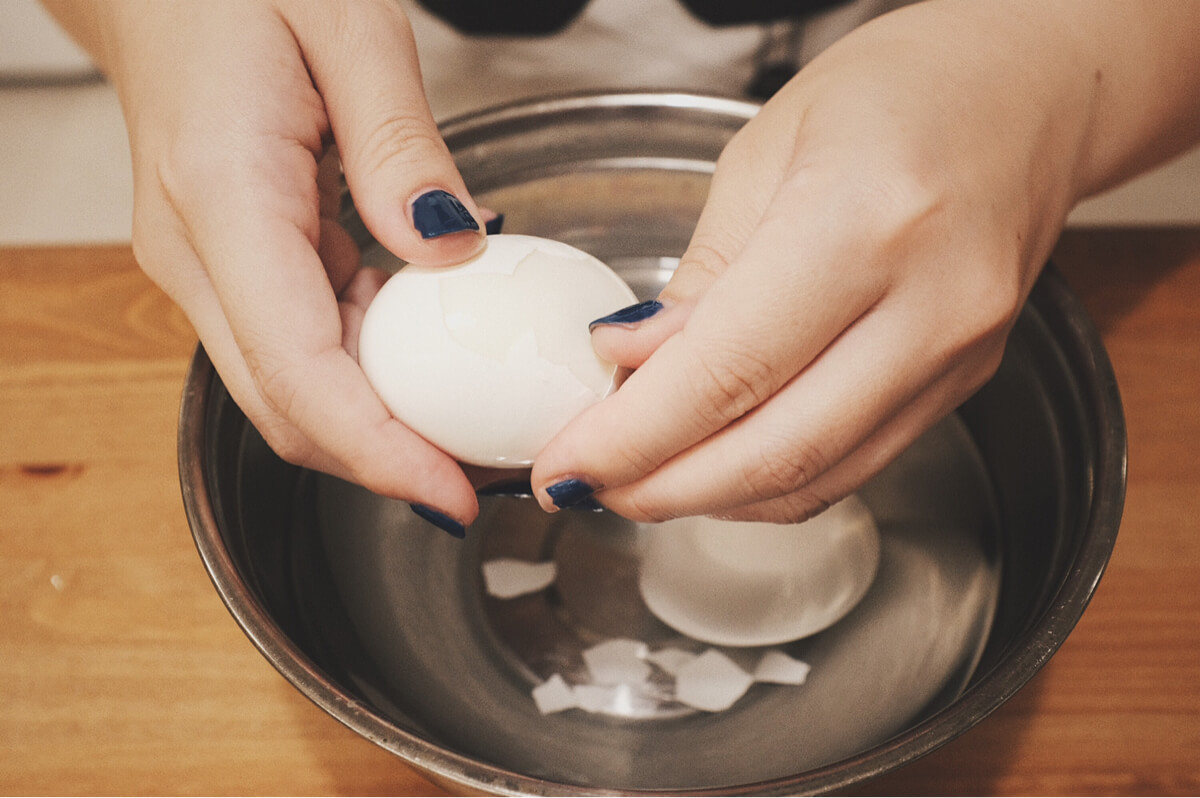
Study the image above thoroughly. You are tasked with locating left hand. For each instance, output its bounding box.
[529,2,1095,523]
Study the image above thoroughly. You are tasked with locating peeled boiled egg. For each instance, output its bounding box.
[638,496,882,647]
[358,234,637,467]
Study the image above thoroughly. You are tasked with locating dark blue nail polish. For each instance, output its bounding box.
[566,496,604,512]
[484,213,505,235]
[588,299,664,331]
[545,478,596,509]
[412,190,479,239]
[410,503,466,538]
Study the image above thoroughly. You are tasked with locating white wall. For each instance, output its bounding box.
[1,0,1195,245]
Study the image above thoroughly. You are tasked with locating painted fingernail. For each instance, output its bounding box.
[545,478,596,509]
[566,496,604,512]
[411,189,479,239]
[484,213,505,235]
[588,299,664,331]
[409,503,466,539]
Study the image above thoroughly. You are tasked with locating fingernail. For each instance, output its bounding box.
[410,503,466,539]
[545,478,596,509]
[484,213,505,235]
[411,189,480,239]
[566,496,605,512]
[588,299,664,331]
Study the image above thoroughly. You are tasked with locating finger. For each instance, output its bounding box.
[709,380,963,524]
[314,147,363,296]
[589,121,796,368]
[148,190,476,526]
[592,293,1005,523]
[142,227,354,482]
[532,174,889,511]
[175,170,478,525]
[283,0,485,266]
[338,266,390,359]
[316,145,344,221]
[318,217,361,295]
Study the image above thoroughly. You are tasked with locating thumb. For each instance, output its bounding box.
[283,1,485,266]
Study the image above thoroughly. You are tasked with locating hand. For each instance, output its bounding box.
[55,0,488,532]
[530,2,1105,523]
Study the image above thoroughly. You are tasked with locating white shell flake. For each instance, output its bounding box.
[582,638,652,686]
[646,646,698,676]
[754,649,812,685]
[673,649,755,712]
[481,558,557,599]
[572,683,634,715]
[531,674,578,714]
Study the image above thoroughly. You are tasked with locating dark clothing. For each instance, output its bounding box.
[414,0,850,35]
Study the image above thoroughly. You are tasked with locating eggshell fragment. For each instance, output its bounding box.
[572,684,632,714]
[646,646,698,676]
[639,495,881,647]
[531,674,578,714]
[753,650,812,685]
[358,234,637,467]
[673,649,755,712]
[481,558,557,599]
[581,638,651,686]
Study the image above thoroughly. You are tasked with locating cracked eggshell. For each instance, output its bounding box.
[673,649,755,712]
[639,495,882,647]
[358,234,637,467]
[481,558,557,599]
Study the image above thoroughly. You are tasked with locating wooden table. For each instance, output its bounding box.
[2,230,1198,795]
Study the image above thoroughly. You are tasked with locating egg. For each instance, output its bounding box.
[358,234,638,467]
[638,496,882,647]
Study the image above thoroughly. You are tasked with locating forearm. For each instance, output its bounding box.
[1041,1,1200,198]
[40,1,121,74]
[912,0,1200,201]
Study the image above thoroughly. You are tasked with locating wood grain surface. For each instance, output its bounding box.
[2,231,1198,795]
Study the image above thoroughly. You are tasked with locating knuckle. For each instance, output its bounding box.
[353,112,445,175]
[155,130,229,206]
[617,496,670,525]
[684,340,778,430]
[338,0,416,45]
[740,436,828,505]
[780,489,833,523]
[771,490,833,524]
[611,490,680,525]
[941,263,1024,367]
[959,339,1008,396]
[718,488,832,525]
[255,415,314,466]
[619,424,676,475]
[677,240,731,283]
[246,355,307,425]
[973,272,1023,340]
[869,167,943,237]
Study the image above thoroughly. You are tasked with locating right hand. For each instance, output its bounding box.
[87,1,488,530]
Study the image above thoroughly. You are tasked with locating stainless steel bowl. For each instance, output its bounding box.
[180,92,1125,795]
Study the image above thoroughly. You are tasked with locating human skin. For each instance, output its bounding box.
[531,0,1200,522]
[45,0,1200,531]
[43,0,489,530]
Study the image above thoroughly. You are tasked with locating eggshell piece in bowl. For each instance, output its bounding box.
[639,495,882,647]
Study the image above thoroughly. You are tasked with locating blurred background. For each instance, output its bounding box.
[3,0,1198,247]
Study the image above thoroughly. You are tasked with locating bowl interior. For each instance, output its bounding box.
[182,93,1124,795]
